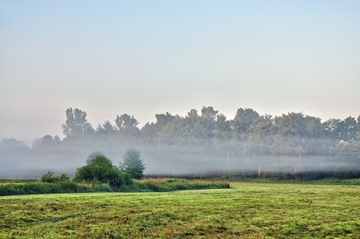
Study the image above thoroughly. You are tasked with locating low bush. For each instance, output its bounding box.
[74,153,134,190]
[92,182,113,192]
[0,181,93,196]
[41,171,70,183]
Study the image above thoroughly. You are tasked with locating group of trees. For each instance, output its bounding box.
[1,106,360,179]
[73,148,145,189]
[42,148,145,190]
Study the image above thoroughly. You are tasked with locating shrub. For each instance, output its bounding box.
[41,171,70,183]
[0,182,93,196]
[106,168,132,190]
[92,182,113,192]
[74,152,133,190]
[74,154,115,183]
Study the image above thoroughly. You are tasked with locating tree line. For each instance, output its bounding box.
[1,107,360,179]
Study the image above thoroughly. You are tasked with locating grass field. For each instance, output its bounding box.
[1,182,360,238]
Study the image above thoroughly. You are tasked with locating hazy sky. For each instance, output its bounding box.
[1,0,360,146]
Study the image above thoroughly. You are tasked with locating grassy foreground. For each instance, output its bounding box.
[1,182,360,238]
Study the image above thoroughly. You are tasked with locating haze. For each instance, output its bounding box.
[1,1,360,146]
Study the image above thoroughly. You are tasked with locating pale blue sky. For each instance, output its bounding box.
[1,0,360,146]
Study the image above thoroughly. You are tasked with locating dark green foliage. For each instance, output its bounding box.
[0,182,93,196]
[41,171,70,183]
[91,182,113,192]
[334,165,360,179]
[121,147,145,179]
[105,168,133,189]
[74,154,114,182]
[74,153,133,190]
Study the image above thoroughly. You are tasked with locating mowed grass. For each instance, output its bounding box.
[1,182,360,238]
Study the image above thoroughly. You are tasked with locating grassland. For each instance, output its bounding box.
[1,182,360,238]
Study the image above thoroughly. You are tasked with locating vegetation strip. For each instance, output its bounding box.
[0,179,229,196]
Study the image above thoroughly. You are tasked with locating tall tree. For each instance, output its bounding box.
[343,116,358,142]
[155,112,175,130]
[61,108,94,139]
[120,147,145,179]
[96,120,115,136]
[32,135,61,149]
[140,122,157,145]
[213,114,232,176]
[114,114,141,146]
[115,114,139,130]
[232,108,260,140]
[144,112,175,142]
[201,106,219,140]
[214,114,232,143]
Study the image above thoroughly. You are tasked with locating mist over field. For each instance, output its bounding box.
[1,107,359,179]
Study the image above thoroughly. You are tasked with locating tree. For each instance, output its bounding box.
[232,108,260,140]
[61,108,94,139]
[200,106,219,140]
[343,117,358,142]
[121,147,145,179]
[214,114,232,143]
[32,135,61,149]
[0,138,29,151]
[95,120,115,136]
[115,114,141,144]
[213,114,233,177]
[140,122,157,145]
[155,112,175,130]
[115,114,139,130]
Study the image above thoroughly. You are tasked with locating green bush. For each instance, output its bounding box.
[0,182,92,196]
[74,154,114,182]
[74,153,133,190]
[41,171,70,183]
[92,182,113,192]
[106,168,132,190]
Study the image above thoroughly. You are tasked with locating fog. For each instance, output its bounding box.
[1,106,359,179]
[0,137,345,179]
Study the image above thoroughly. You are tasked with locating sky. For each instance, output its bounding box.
[1,0,360,146]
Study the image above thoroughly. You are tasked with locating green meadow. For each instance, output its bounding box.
[1,182,360,239]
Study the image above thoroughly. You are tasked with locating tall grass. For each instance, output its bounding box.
[0,182,95,196]
[0,179,230,196]
[3,176,360,196]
